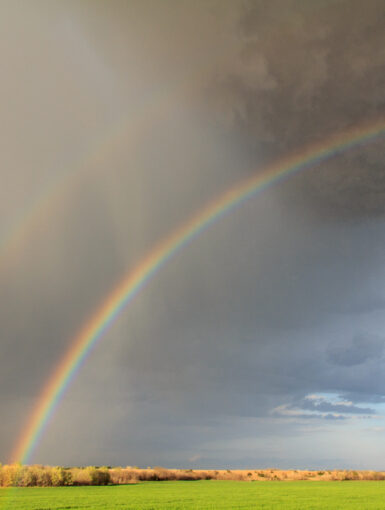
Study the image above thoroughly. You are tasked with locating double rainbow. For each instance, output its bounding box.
[10,118,385,464]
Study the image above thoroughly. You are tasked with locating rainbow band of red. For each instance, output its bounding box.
[11,118,385,464]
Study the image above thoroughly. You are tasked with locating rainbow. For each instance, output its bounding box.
[10,118,385,464]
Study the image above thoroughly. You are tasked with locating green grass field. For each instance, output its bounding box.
[1,481,385,509]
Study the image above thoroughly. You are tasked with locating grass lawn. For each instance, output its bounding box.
[1,480,385,509]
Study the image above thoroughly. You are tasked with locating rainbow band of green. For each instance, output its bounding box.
[11,119,385,464]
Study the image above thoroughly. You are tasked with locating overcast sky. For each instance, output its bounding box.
[1,0,385,470]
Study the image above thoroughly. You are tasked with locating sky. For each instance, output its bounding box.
[0,0,385,470]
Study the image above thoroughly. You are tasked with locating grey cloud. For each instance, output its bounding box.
[327,335,385,367]
[338,392,385,404]
[276,411,348,421]
[334,296,385,315]
[272,395,376,422]
[322,414,348,421]
[297,397,375,416]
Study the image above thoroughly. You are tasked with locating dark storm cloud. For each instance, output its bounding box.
[212,0,385,219]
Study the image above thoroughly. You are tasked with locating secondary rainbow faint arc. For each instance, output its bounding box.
[11,118,385,464]
[0,77,195,275]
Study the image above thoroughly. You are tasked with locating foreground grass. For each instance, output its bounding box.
[1,481,385,509]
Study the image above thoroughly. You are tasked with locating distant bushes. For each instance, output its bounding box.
[0,464,109,487]
[108,467,385,483]
[71,466,110,486]
[1,465,385,486]
[109,467,211,483]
